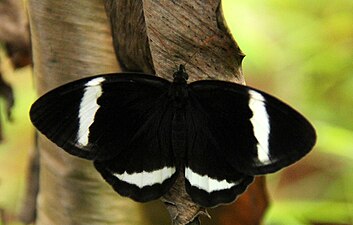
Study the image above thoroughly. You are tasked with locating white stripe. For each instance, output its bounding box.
[185,167,237,192]
[248,90,271,163]
[77,77,105,146]
[113,167,176,188]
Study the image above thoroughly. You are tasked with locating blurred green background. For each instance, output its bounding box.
[0,0,352,224]
[222,0,353,224]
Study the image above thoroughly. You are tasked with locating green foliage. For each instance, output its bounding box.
[0,50,35,224]
[223,0,353,224]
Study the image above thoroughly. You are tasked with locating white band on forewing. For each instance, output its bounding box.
[248,90,271,164]
[77,77,105,146]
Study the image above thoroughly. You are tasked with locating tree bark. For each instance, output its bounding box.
[27,1,144,224]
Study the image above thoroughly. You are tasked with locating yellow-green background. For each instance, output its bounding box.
[0,0,352,224]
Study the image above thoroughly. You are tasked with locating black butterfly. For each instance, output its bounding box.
[30,65,316,207]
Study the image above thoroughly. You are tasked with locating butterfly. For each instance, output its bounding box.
[30,65,316,207]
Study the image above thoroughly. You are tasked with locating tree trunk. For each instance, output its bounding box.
[28,0,268,224]
[27,0,144,224]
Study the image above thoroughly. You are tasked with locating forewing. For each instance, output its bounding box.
[30,73,171,160]
[188,80,316,176]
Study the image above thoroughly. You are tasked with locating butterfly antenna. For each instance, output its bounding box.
[183,50,198,68]
[149,26,217,73]
[149,26,179,70]
[183,34,217,68]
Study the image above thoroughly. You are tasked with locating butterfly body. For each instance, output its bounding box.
[168,65,189,109]
[30,66,316,207]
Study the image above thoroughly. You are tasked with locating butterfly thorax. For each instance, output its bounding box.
[169,65,189,108]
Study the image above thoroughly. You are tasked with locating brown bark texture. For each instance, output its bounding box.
[0,0,31,67]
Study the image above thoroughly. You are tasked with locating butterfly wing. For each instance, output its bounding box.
[30,73,178,201]
[183,101,254,207]
[187,80,316,176]
[30,73,170,160]
[93,97,178,202]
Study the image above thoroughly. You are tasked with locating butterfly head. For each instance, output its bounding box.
[173,65,189,84]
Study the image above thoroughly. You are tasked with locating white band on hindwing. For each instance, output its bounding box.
[185,167,239,192]
[113,166,176,188]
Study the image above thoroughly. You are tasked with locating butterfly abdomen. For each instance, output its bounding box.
[171,110,187,161]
